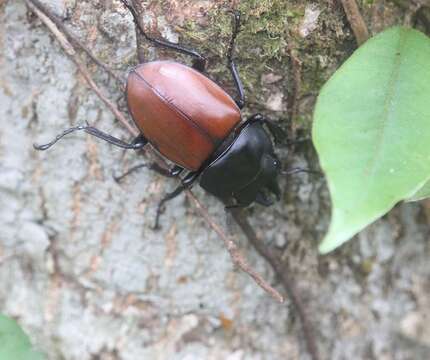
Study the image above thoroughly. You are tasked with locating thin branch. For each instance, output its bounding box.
[130,0,147,63]
[26,0,137,136]
[188,194,284,303]
[26,0,284,303]
[286,47,302,131]
[389,1,430,29]
[27,0,125,90]
[340,0,370,45]
[230,209,320,360]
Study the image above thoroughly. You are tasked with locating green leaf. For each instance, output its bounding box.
[312,27,430,254]
[0,315,45,360]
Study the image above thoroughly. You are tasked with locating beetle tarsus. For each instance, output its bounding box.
[267,179,281,200]
[152,170,201,229]
[33,125,88,150]
[153,183,188,229]
[255,191,274,207]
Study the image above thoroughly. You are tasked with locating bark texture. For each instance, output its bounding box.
[1,0,430,359]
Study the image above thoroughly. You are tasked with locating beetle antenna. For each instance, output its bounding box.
[33,125,148,151]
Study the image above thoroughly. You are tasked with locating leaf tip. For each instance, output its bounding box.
[318,225,356,254]
[318,239,338,254]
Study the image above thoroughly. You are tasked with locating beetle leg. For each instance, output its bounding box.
[130,134,148,148]
[244,114,287,144]
[114,163,148,182]
[153,184,187,229]
[225,203,246,209]
[182,171,199,186]
[33,125,148,151]
[266,179,281,201]
[153,170,200,229]
[227,11,245,109]
[170,165,184,176]
[114,163,184,182]
[255,191,274,207]
[120,0,206,72]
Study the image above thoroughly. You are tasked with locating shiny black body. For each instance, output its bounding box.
[200,120,281,207]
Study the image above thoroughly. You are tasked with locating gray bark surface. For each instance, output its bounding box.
[1,0,429,359]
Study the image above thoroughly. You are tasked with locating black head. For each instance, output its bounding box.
[199,119,281,207]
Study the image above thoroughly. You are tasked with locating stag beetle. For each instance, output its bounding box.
[35,1,292,228]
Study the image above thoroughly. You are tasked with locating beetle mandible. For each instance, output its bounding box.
[35,1,288,228]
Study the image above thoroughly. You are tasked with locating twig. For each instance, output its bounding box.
[26,0,283,303]
[26,0,137,136]
[389,1,430,29]
[230,209,320,360]
[130,0,147,63]
[188,194,284,303]
[286,47,302,132]
[340,0,370,45]
[27,0,125,91]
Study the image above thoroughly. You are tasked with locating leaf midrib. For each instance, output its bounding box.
[361,29,407,193]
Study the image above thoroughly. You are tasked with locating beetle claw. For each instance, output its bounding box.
[255,191,274,207]
[267,179,281,201]
[153,204,165,230]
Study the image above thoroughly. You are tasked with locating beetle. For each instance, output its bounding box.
[34,1,289,228]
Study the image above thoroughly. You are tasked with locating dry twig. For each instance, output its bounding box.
[25,0,137,135]
[231,209,320,360]
[340,0,370,45]
[286,47,302,132]
[188,194,284,303]
[28,0,125,90]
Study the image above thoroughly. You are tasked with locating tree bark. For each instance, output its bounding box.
[1,0,429,359]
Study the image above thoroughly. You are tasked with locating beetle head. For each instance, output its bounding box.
[199,120,282,207]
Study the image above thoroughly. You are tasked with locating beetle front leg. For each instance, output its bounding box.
[34,124,148,151]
